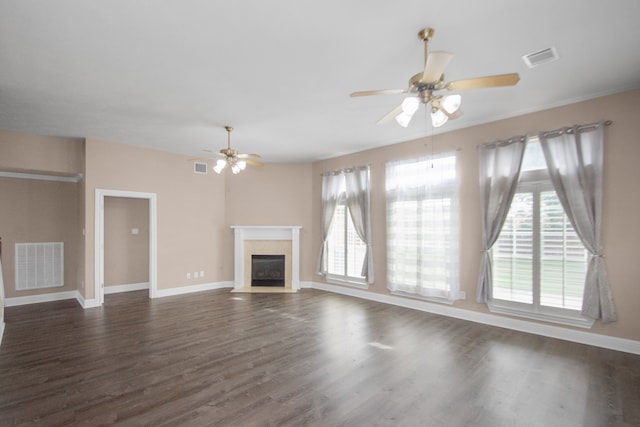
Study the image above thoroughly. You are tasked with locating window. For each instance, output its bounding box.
[321,169,371,286]
[385,153,462,302]
[326,195,367,283]
[490,140,590,325]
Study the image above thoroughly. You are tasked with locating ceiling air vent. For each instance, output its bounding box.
[194,161,208,174]
[522,46,559,68]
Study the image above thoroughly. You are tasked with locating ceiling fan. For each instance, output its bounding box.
[211,126,263,174]
[351,28,520,128]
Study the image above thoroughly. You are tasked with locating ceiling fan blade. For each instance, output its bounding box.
[445,73,520,91]
[422,51,453,83]
[237,153,261,159]
[376,104,403,125]
[350,89,407,97]
[244,159,264,168]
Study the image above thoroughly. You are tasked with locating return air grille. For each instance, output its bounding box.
[15,242,64,290]
[522,46,559,68]
[194,161,208,174]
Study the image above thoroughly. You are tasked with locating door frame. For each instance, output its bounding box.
[95,189,158,304]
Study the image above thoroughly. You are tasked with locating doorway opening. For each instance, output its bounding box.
[95,189,157,305]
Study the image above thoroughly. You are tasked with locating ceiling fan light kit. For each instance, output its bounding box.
[212,126,263,174]
[351,28,519,129]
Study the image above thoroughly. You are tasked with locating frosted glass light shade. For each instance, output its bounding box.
[394,97,420,127]
[395,112,413,128]
[213,159,227,174]
[431,108,448,127]
[401,97,419,114]
[441,94,461,114]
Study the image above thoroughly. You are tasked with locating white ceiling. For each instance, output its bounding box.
[1,0,639,162]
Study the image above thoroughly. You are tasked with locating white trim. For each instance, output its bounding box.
[0,171,82,183]
[153,281,233,298]
[389,289,466,305]
[308,281,640,355]
[77,293,100,309]
[300,281,314,289]
[95,189,158,305]
[104,282,150,295]
[8,291,95,309]
[4,290,81,307]
[488,300,594,329]
[325,275,370,289]
[0,318,4,346]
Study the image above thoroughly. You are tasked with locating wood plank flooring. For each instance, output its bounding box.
[1,289,639,426]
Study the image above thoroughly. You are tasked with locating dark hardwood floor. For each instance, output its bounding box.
[0,289,639,426]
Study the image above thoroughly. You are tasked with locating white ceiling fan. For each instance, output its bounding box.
[351,28,520,128]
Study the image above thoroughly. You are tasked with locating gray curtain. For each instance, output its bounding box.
[344,166,374,284]
[476,136,527,303]
[539,122,616,322]
[316,172,342,275]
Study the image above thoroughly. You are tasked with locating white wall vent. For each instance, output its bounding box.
[522,46,559,68]
[194,161,208,174]
[15,242,64,290]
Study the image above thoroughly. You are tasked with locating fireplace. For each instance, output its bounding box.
[231,225,302,293]
[251,255,285,287]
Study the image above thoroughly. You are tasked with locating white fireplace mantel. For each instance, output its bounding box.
[231,226,302,292]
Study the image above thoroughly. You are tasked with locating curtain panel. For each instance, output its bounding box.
[539,122,616,322]
[316,172,342,276]
[344,166,374,283]
[476,137,527,303]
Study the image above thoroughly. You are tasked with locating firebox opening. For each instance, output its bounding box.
[251,254,285,287]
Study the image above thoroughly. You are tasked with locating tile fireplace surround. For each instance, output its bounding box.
[231,226,302,293]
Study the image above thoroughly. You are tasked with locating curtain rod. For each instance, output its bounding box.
[480,120,612,148]
[321,164,370,176]
[541,119,612,137]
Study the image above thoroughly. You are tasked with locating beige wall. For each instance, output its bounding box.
[312,89,640,341]
[0,177,80,298]
[0,130,85,300]
[0,130,83,176]
[83,142,314,299]
[225,163,314,281]
[83,138,228,297]
[104,197,149,286]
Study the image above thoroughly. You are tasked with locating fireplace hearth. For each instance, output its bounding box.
[251,254,285,287]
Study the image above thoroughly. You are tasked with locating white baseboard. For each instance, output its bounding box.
[153,281,234,298]
[104,282,150,295]
[308,281,640,356]
[4,291,82,307]
[75,292,100,309]
[3,282,234,308]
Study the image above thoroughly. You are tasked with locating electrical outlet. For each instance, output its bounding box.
[200,271,204,277]
[194,272,199,279]
[186,272,191,280]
